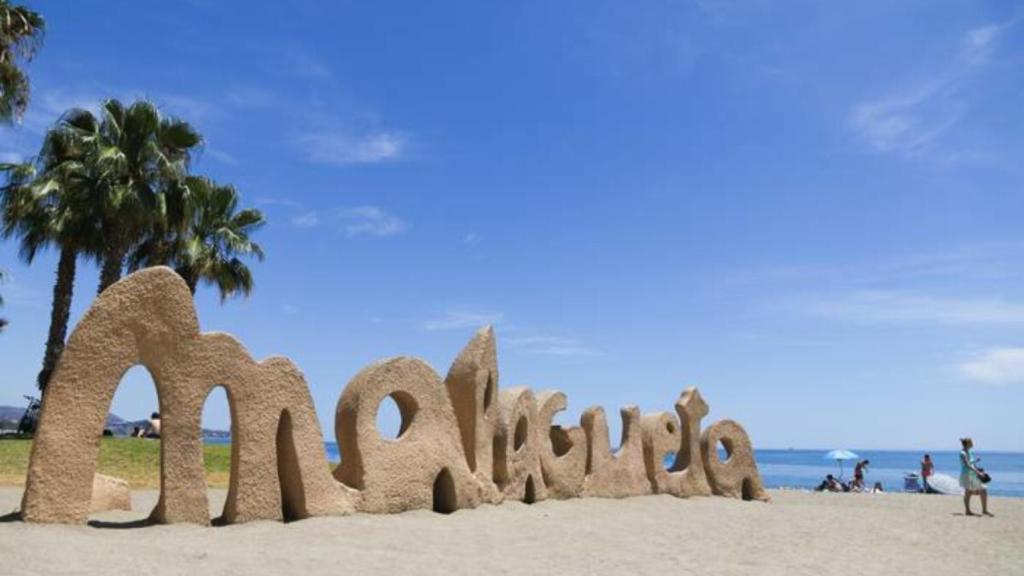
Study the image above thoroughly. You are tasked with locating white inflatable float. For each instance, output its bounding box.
[927,473,964,496]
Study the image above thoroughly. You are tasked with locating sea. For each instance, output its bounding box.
[751,449,1024,498]
[209,440,1024,498]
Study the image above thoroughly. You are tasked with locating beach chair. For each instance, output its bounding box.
[903,473,922,492]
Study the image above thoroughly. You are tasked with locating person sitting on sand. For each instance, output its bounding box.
[871,482,884,493]
[815,474,846,492]
[142,412,161,439]
[959,437,992,517]
[921,454,934,493]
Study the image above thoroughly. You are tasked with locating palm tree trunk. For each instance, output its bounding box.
[175,266,199,295]
[186,272,198,295]
[37,248,77,393]
[98,243,126,294]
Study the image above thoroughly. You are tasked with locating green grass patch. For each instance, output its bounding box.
[0,437,232,488]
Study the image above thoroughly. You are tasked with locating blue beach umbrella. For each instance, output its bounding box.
[824,449,859,480]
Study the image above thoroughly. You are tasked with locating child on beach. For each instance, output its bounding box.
[959,438,992,517]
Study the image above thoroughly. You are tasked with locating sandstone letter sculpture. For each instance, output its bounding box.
[20,266,768,526]
[581,406,651,498]
[700,419,769,501]
[535,390,587,499]
[444,327,503,504]
[335,357,481,513]
[492,387,547,503]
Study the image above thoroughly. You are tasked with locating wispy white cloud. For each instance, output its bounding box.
[203,147,236,165]
[849,81,964,155]
[506,335,601,357]
[694,0,769,26]
[808,291,1024,325]
[256,198,321,230]
[224,87,276,109]
[462,232,478,244]
[960,347,1024,385]
[291,211,320,228]
[422,310,504,331]
[734,243,1024,288]
[256,198,305,210]
[287,50,333,79]
[281,303,300,315]
[959,21,1015,65]
[337,206,406,237]
[257,200,404,235]
[12,84,280,144]
[417,311,598,357]
[0,272,45,310]
[295,131,406,165]
[2,88,221,162]
[849,19,1016,158]
[18,90,105,135]
[157,94,213,122]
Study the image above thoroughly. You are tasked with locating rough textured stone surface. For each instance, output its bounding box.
[536,390,586,499]
[700,419,769,501]
[443,327,502,504]
[644,388,713,497]
[640,411,681,494]
[89,474,131,513]
[335,357,481,514]
[20,267,768,526]
[581,406,651,498]
[21,267,356,525]
[493,387,547,503]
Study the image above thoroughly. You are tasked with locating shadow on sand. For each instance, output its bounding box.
[87,517,158,529]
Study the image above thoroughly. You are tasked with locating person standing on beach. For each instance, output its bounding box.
[921,454,934,493]
[852,459,869,491]
[959,438,992,517]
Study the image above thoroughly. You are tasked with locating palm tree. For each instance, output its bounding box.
[129,175,265,299]
[0,268,8,332]
[57,99,203,293]
[0,1,45,123]
[1,127,99,391]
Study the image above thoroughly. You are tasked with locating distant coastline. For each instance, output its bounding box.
[207,439,1024,499]
[0,405,229,438]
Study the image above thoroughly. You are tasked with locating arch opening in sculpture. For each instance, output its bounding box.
[513,416,528,452]
[275,408,309,521]
[611,417,632,459]
[666,449,688,472]
[92,365,163,524]
[718,438,734,465]
[741,478,756,501]
[662,420,678,471]
[493,434,510,490]
[549,426,573,457]
[432,467,457,514]
[483,374,495,412]
[377,391,416,440]
[524,475,537,504]
[201,386,234,522]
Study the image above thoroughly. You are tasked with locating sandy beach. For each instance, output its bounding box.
[0,488,1021,576]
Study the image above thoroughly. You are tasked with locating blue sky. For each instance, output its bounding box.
[2,1,1023,451]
